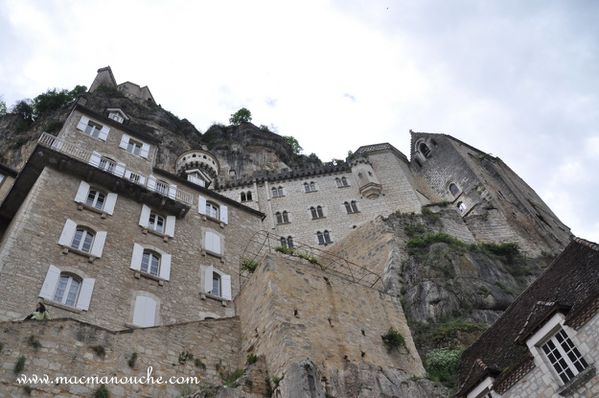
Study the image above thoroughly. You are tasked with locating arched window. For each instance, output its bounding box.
[275,211,283,224]
[323,230,332,244]
[335,178,342,187]
[277,186,284,197]
[206,202,219,219]
[419,142,431,158]
[304,182,310,193]
[316,206,324,218]
[240,192,247,202]
[351,201,359,213]
[280,237,288,248]
[344,201,352,213]
[282,211,289,223]
[341,177,348,187]
[212,272,222,297]
[271,187,278,198]
[287,236,294,248]
[54,273,82,307]
[310,182,316,192]
[316,231,325,245]
[148,212,165,234]
[141,250,161,276]
[86,188,106,210]
[449,183,460,197]
[310,207,318,219]
[246,191,252,201]
[71,226,95,253]
[457,201,466,213]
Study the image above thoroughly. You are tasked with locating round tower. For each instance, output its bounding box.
[176,148,220,188]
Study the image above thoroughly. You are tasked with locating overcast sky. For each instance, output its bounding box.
[1,0,597,242]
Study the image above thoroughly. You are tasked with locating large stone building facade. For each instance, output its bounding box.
[0,67,577,397]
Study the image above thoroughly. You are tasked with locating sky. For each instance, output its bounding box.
[0,0,598,242]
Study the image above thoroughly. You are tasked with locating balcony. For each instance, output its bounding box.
[38,132,193,206]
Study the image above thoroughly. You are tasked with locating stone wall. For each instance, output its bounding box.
[0,165,261,329]
[0,317,243,397]
[501,312,599,397]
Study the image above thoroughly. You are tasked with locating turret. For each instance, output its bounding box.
[349,156,382,199]
[176,148,220,188]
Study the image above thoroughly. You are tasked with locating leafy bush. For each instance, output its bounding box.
[14,355,26,374]
[404,223,427,238]
[229,108,252,125]
[381,328,405,351]
[246,353,258,365]
[194,358,206,369]
[425,348,462,387]
[178,351,193,364]
[407,233,466,254]
[221,368,244,387]
[275,246,295,255]
[479,242,520,259]
[127,352,137,368]
[241,258,259,273]
[91,345,106,358]
[27,335,41,350]
[94,384,110,398]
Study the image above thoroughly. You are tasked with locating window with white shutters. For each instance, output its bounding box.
[39,265,95,311]
[119,133,150,159]
[138,204,175,238]
[204,230,223,256]
[74,181,117,215]
[132,294,158,327]
[58,219,107,258]
[201,265,232,300]
[129,243,171,281]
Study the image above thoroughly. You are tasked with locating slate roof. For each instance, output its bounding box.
[457,238,599,396]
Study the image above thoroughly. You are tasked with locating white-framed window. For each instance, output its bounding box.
[457,201,467,213]
[132,293,159,327]
[99,156,117,173]
[147,175,177,199]
[198,195,228,224]
[58,219,106,258]
[275,211,290,224]
[541,328,589,384]
[204,230,223,256]
[74,181,118,215]
[138,204,175,237]
[39,265,95,310]
[88,152,126,178]
[119,134,150,159]
[201,265,232,300]
[310,206,324,219]
[107,108,128,124]
[129,243,171,280]
[76,115,110,141]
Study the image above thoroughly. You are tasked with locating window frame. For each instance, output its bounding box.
[71,226,96,254]
[54,272,82,307]
[206,201,220,220]
[85,188,106,211]
[141,249,161,277]
[126,137,144,156]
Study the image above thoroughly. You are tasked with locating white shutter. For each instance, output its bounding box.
[90,231,107,258]
[168,184,177,200]
[133,296,157,327]
[130,243,144,271]
[98,126,110,141]
[74,181,90,204]
[220,205,228,224]
[205,231,221,255]
[124,170,132,180]
[139,205,151,228]
[221,274,232,300]
[58,219,77,246]
[138,175,146,185]
[165,215,176,237]
[88,151,101,167]
[202,266,213,294]
[119,134,130,150]
[114,162,126,177]
[140,143,150,159]
[147,175,156,191]
[39,265,61,300]
[104,193,117,215]
[198,195,207,214]
[76,116,90,131]
[159,253,171,281]
[76,278,95,310]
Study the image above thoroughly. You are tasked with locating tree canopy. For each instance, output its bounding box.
[229,107,252,125]
[284,136,303,155]
[32,85,86,119]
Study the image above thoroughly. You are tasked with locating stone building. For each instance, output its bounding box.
[0,67,577,396]
[456,238,599,398]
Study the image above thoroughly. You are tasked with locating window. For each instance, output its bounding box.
[198,196,228,224]
[241,192,246,202]
[304,181,317,193]
[323,230,332,244]
[317,231,324,245]
[85,121,103,138]
[310,206,324,219]
[449,183,460,197]
[127,138,143,156]
[130,243,171,280]
[241,191,252,202]
[275,211,290,224]
[75,180,117,215]
[204,230,223,256]
[77,116,109,140]
[156,179,169,196]
[141,250,161,276]
[541,328,588,384]
[108,112,124,123]
[138,204,176,237]
[286,236,294,248]
[119,134,150,158]
[86,189,106,210]
[336,176,349,187]
[272,186,284,198]
[58,219,107,258]
[345,201,359,214]
[99,156,117,173]
[132,294,158,327]
[71,227,95,253]
[206,202,219,219]
[39,265,95,310]
[316,231,332,245]
[457,201,466,213]
[201,266,232,300]
[148,212,165,234]
[419,142,431,158]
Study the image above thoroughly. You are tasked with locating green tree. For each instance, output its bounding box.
[284,136,303,155]
[32,85,87,119]
[229,108,252,125]
[11,100,34,122]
